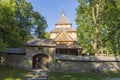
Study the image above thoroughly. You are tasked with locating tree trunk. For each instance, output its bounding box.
[91,0,100,55]
[93,24,99,55]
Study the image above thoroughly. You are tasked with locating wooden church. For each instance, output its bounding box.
[50,10,83,55]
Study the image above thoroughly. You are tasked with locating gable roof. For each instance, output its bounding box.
[54,29,74,42]
[56,10,72,25]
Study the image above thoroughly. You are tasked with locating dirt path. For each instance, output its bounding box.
[26,69,49,80]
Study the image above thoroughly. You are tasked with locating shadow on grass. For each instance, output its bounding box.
[0,65,29,80]
[49,71,120,80]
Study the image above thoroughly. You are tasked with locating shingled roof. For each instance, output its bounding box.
[56,10,72,25]
[50,27,76,33]
[25,38,56,47]
[54,29,74,42]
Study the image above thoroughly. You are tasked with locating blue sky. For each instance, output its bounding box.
[27,0,79,32]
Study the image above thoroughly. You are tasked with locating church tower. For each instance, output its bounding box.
[50,9,77,41]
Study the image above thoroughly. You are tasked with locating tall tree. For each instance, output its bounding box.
[0,0,48,51]
[76,0,120,55]
[0,0,23,49]
[91,0,100,55]
[15,0,33,41]
[101,0,120,55]
[32,11,47,38]
[15,0,47,41]
[76,0,94,54]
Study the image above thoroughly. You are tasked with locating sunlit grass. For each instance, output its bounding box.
[0,65,29,80]
[1,65,120,80]
[49,71,120,80]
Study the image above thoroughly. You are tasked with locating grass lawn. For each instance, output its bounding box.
[1,65,120,80]
[0,65,29,80]
[49,71,120,80]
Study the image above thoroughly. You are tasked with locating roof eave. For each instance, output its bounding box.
[55,23,72,25]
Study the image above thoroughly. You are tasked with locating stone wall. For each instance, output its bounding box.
[1,52,120,72]
[54,54,120,72]
[0,54,29,68]
[0,46,56,69]
[26,46,56,70]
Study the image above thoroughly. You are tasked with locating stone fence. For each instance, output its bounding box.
[0,54,29,68]
[54,54,120,72]
[56,54,120,61]
[1,53,120,72]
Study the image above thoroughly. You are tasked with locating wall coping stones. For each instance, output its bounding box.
[56,54,120,62]
[5,48,26,55]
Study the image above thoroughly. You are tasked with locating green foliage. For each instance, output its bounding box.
[98,0,120,55]
[0,0,23,48]
[76,0,94,54]
[76,0,120,55]
[45,32,50,39]
[15,0,47,40]
[0,65,29,80]
[0,38,5,52]
[0,0,47,51]
[15,0,33,41]
[32,11,48,38]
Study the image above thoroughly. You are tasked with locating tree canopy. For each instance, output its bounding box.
[0,0,21,49]
[15,0,47,41]
[0,0,47,51]
[76,0,120,55]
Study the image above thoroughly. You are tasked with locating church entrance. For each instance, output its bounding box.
[32,54,49,69]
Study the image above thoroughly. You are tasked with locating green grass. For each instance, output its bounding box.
[1,66,120,80]
[49,71,120,80]
[0,65,29,80]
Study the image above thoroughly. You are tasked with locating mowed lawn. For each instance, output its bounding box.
[49,71,120,80]
[0,65,29,80]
